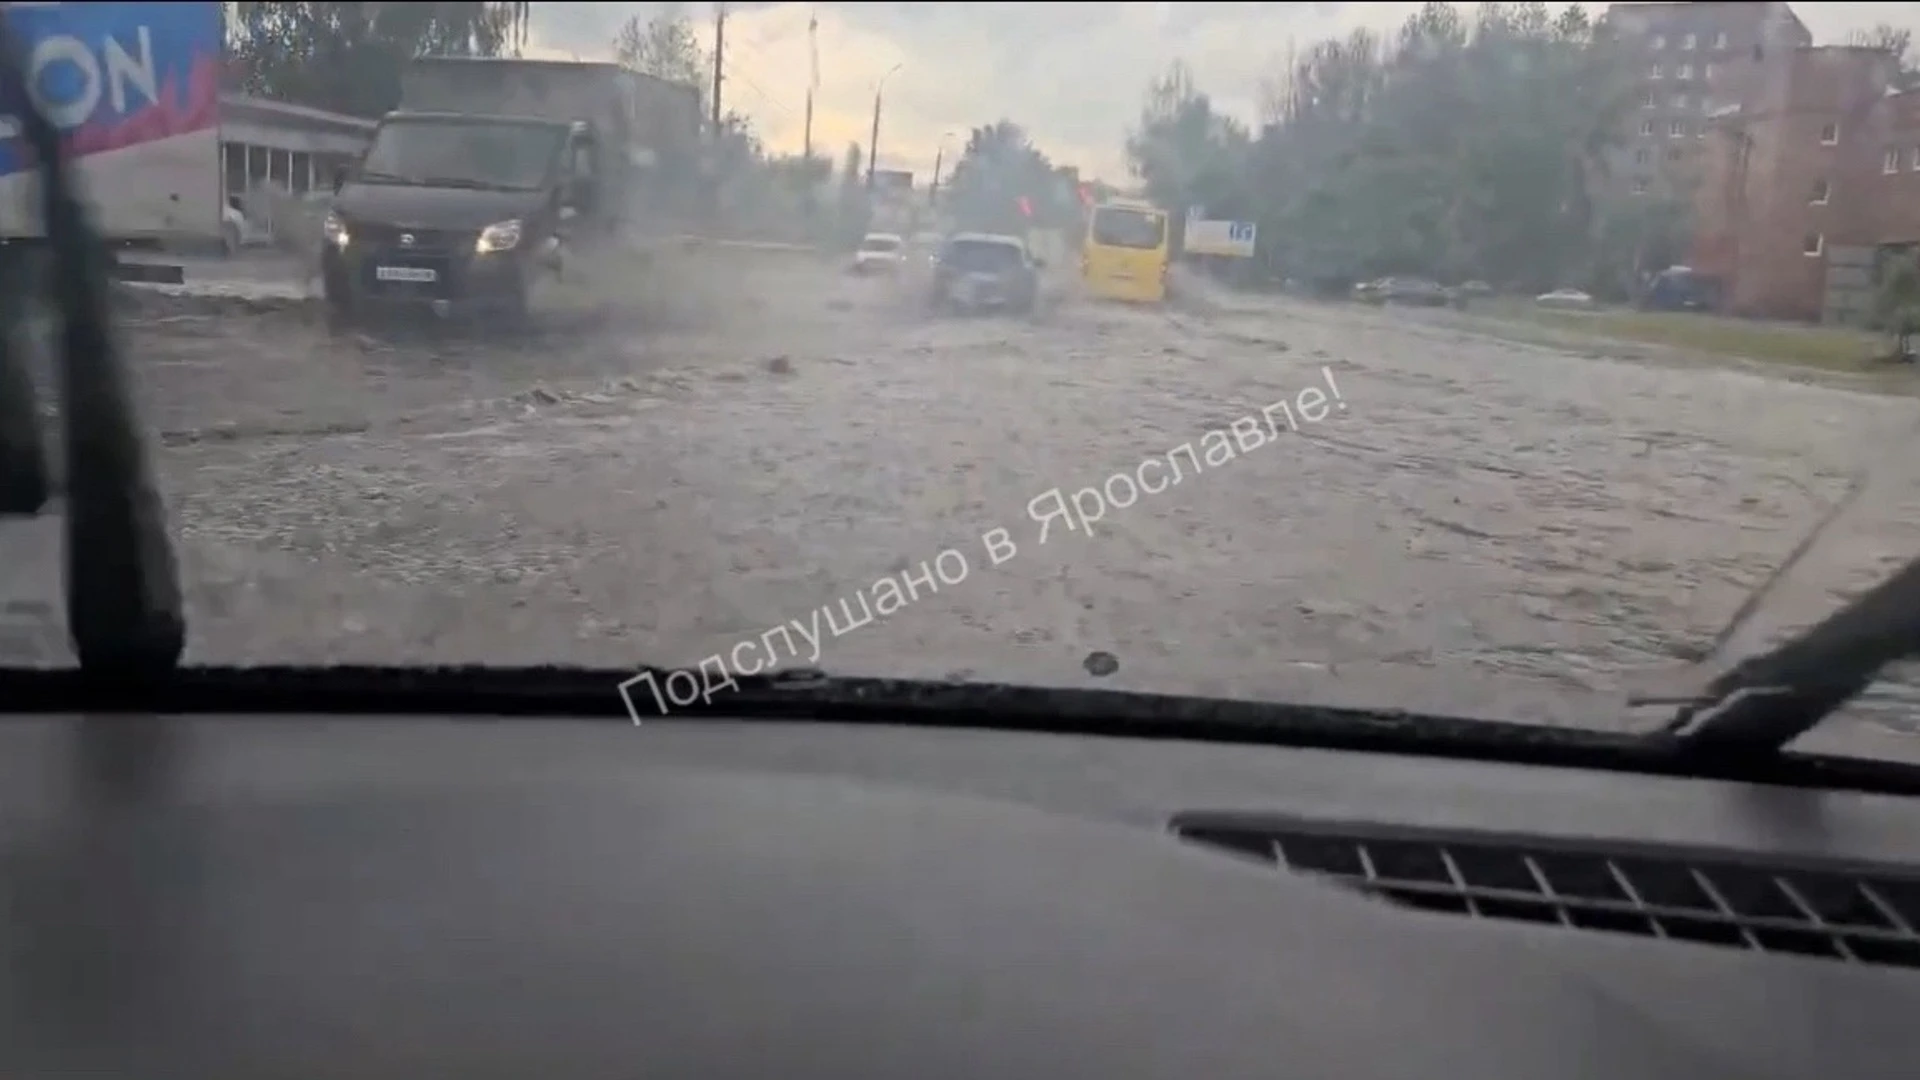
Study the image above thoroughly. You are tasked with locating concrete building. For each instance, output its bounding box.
[1600,3,1811,202]
[1691,45,1906,321]
[218,94,375,234]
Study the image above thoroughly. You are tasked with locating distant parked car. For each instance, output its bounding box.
[1357,277,1460,308]
[1535,288,1595,310]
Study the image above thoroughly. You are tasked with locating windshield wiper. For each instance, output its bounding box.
[354,169,416,184]
[0,12,183,676]
[417,176,516,191]
[1651,550,1920,757]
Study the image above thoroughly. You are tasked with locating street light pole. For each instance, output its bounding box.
[928,130,955,208]
[865,62,902,193]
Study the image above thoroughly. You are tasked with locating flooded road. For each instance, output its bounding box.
[9,254,1920,755]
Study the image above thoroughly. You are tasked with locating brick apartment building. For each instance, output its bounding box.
[1600,3,1811,205]
[1631,1,1920,323]
[1692,44,1907,321]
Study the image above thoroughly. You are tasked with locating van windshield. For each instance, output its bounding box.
[1091,207,1166,250]
[359,119,566,191]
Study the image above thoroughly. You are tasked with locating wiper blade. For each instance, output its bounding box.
[1641,411,1920,758]
[1656,550,1920,757]
[418,176,510,191]
[0,12,183,676]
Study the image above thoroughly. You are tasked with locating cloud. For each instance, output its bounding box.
[527,2,1920,183]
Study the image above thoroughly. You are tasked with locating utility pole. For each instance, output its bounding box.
[928,132,954,208]
[711,3,726,136]
[866,63,901,193]
[865,94,882,192]
[803,8,817,160]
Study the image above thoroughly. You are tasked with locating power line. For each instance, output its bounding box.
[725,59,797,122]
[711,3,726,134]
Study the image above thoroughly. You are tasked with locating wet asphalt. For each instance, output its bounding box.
[7,251,1920,759]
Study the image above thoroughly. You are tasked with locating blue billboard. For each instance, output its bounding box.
[0,2,221,179]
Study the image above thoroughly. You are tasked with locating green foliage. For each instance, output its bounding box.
[1874,253,1920,355]
[227,2,531,117]
[1124,1,1682,294]
[944,121,1076,234]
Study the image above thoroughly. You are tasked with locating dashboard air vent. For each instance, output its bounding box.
[1172,817,1920,970]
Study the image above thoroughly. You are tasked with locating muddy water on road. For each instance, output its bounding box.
[24,263,1920,750]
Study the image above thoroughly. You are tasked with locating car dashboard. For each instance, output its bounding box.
[0,714,1916,1079]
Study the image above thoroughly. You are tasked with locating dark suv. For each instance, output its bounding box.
[929,233,1042,315]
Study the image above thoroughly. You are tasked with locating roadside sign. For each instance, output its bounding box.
[1185,218,1257,258]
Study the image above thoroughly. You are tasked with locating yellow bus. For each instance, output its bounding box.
[1080,199,1171,304]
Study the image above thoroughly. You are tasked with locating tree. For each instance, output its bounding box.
[227,2,531,117]
[614,3,710,113]
[1125,61,1252,221]
[946,120,1065,233]
[1875,251,1920,361]
[1132,1,1652,294]
[840,142,865,188]
[1847,23,1919,89]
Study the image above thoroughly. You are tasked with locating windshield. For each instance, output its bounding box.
[1090,207,1166,250]
[358,119,565,190]
[12,1,1920,760]
[940,239,1025,272]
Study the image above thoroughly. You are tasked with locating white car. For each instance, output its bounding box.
[1535,288,1595,310]
[852,232,908,275]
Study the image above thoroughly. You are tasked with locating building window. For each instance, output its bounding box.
[1667,145,1684,162]
[1911,146,1920,171]
[1677,63,1694,79]
[222,141,247,199]
[1715,31,1729,49]
[1672,92,1690,109]
[1670,119,1687,138]
[1634,147,1651,165]
[1886,148,1902,174]
[1804,233,1824,257]
[1651,34,1666,50]
[1811,179,1829,204]
[1704,62,1717,81]
[1643,90,1657,108]
[1820,123,1840,145]
[1640,119,1655,137]
[1650,63,1663,79]
[1683,32,1697,50]
[1633,177,1650,195]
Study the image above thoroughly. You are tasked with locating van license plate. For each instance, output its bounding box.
[376,266,437,283]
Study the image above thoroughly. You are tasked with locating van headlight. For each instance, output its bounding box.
[475,219,523,254]
[322,211,349,248]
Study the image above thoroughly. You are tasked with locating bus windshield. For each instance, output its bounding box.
[1090,207,1166,250]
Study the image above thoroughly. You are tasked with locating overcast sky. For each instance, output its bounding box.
[524,2,1920,182]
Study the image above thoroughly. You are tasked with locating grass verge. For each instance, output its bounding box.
[1473,298,1890,373]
